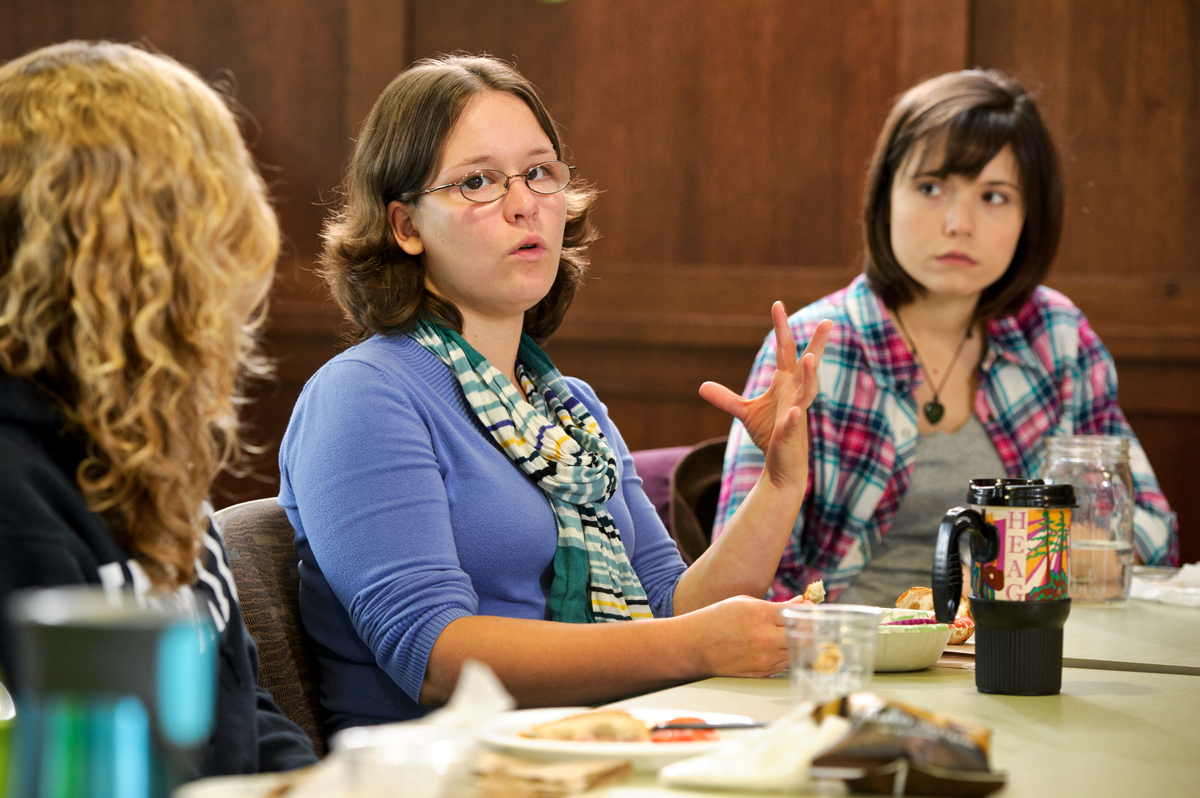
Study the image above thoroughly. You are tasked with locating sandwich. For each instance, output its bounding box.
[895,587,974,644]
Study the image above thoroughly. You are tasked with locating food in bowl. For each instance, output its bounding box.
[874,608,952,672]
[895,586,975,644]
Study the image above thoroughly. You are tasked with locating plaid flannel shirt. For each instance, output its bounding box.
[714,276,1178,601]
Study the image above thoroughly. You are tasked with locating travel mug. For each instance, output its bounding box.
[932,479,1076,695]
[5,585,217,798]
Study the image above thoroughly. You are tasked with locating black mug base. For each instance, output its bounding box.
[970,597,1070,696]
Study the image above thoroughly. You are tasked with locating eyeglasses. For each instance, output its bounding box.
[411,160,575,204]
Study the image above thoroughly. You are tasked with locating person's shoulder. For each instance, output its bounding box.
[0,383,75,500]
[1012,283,1089,324]
[995,285,1115,372]
[782,280,873,366]
[301,334,446,398]
[562,375,606,417]
[787,282,858,332]
[1008,285,1093,343]
[318,333,423,376]
[0,416,111,559]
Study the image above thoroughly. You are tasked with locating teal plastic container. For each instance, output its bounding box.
[5,586,217,798]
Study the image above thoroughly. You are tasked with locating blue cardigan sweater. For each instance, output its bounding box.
[279,334,687,732]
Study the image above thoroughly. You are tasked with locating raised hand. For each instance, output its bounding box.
[699,302,832,461]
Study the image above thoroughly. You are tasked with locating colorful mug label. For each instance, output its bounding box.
[970,505,1071,602]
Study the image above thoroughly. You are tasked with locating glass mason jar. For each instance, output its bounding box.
[1042,436,1135,604]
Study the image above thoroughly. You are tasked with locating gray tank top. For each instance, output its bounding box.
[834,414,1007,607]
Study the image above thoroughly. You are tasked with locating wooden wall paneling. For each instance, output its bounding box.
[409,0,899,267]
[1122,414,1200,565]
[1043,273,1200,363]
[0,1,359,506]
[975,0,1200,278]
[344,0,413,143]
[896,0,971,90]
[231,0,415,505]
[1061,1,1195,277]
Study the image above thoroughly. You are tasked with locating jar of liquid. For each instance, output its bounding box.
[1042,435,1135,604]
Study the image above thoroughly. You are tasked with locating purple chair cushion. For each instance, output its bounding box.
[630,445,691,531]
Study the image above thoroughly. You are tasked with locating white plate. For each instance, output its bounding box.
[480,707,757,772]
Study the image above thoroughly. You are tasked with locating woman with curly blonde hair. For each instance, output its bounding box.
[0,41,317,776]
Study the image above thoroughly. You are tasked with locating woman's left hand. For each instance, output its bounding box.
[700,303,831,474]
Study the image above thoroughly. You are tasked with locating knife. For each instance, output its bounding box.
[650,721,767,731]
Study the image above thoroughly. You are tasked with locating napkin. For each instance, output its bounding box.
[656,706,851,792]
[1131,562,1200,608]
[474,750,632,798]
[250,661,517,798]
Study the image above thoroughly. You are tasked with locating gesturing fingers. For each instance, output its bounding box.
[698,380,748,421]
[772,301,797,373]
[786,319,832,411]
[802,319,833,367]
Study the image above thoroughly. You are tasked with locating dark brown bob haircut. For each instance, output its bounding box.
[863,69,1064,320]
[320,54,598,343]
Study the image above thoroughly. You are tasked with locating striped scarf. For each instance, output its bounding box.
[410,319,652,623]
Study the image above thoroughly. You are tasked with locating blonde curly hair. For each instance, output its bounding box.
[0,41,279,588]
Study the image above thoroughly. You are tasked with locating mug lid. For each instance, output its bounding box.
[967,478,1077,508]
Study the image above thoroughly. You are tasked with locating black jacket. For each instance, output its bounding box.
[0,374,317,777]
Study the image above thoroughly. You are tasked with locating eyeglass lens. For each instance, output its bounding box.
[460,161,572,202]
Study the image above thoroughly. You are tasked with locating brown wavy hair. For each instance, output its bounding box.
[863,69,1064,320]
[0,42,279,588]
[320,54,598,343]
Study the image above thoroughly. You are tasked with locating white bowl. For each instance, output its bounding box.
[873,608,951,672]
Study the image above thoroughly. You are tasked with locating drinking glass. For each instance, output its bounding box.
[1042,435,1135,604]
[780,605,881,705]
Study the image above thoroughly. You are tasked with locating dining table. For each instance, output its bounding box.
[596,596,1200,798]
[177,595,1200,797]
[1061,599,1200,675]
[606,666,1198,797]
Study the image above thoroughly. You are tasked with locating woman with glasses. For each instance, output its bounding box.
[280,54,829,732]
[710,70,1177,608]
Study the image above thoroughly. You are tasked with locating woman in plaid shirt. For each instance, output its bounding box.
[706,70,1177,604]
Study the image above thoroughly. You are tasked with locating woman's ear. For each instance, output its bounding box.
[387,200,425,256]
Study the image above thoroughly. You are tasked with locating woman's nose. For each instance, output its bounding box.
[502,176,539,220]
[943,195,974,236]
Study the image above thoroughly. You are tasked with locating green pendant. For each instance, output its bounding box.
[924,400,945,424]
